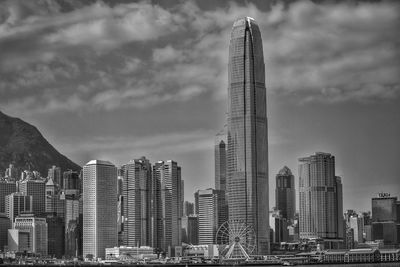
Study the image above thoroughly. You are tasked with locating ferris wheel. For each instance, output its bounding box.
[215,220,256,260]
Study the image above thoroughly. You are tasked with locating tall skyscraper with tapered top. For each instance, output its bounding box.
[215,130,227,192]
[227,17,269,255]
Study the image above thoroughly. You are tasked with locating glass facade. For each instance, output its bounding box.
[299,152,341,239]
[276,166,296,221]
[227,17,269,255]
[121,157,152,247]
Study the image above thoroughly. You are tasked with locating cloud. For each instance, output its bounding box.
[60,129,215,166]
[261,0,400,102]
[44,2,183,50]
[1,0,399,117]
[153,45,184,63]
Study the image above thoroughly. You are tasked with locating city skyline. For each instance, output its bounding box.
[0,0,399,215]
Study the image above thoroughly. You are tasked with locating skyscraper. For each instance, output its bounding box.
[181,215,198,245]
[46,214,65,258]
[183,201,194,216]
[121,157,152,247]
[226,17,269,254]
[19,179,46,216]
[215,131,227,192]
[371,194,399,245]
[64,195,80,257]
[275,166,296,221]
[45,178,65,215]
[336,176,344,239]
[152,160,182,254]
[63,170,80,195]
[5,192,32,224]
[195,188,227,245]
[64,170,82,257]
[48,166,62,188]
[83,160,117,259]
[299,152,342,240]
[0,214,10,251]
[0,180,17,213]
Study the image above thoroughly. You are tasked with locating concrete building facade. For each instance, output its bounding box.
[83,160,117,259]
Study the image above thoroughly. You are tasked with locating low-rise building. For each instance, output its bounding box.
[380,248,400,262]
[8,229,30,253]
[105,246,156,260]
[10,214,48,255]
[183,244,219,258]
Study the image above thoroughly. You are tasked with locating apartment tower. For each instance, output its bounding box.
[152,160,182,254]
[121,157,152,247]
[299,152,342,239]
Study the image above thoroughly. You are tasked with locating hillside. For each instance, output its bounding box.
[0,110,81,176]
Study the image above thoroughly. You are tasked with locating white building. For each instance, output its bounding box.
[83,160,117,259]
[184,244,219,258]
[9,214,48,255]
[195,188,226,245]
[105,246,156,260]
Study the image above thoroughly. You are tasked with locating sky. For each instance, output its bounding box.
[0,0,399,213]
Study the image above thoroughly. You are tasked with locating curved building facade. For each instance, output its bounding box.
[227,17,269,255]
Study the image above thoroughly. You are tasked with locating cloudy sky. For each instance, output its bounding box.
[0,0,399,213]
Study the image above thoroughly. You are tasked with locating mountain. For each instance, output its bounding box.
[0,110,81,176]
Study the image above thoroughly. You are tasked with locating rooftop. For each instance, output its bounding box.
[85,160,114,166]
[278,166,292,176]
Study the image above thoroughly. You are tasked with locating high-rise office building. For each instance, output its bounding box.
[215,131,227,192]
[12,214,48,255]
[196,188,227,245]
[299,152,342,240]
[64,194,80,257]
[183,201,194,216]
[5,192,32,224]
[48,166,62,188]
[152,160,182,254]
[181,215,198,245]
[45,178,65,216]
[63,170,80,195]
[0,180,17,213]
[371,194,399,245]
[117,175,123,246]
[349,214,363,246]
[19,179,46,216]
[275,166,295,221]
[0,213,10,251]
[83,160,117,259]
[226,17,269,255]
[336,176,344,239]
[46,214,64,258]
[180,180,184,218]
[121,157,152,247]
